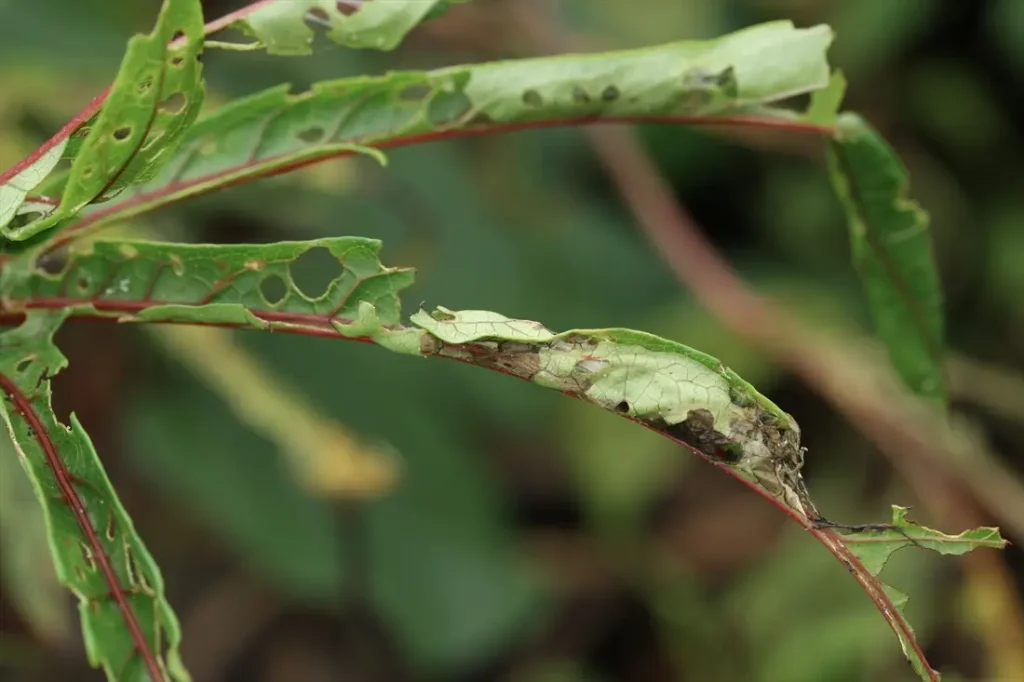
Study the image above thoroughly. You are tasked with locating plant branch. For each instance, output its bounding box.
[0,371,166,682]
[37,113,831,256]
[0,294,936,680]
[0,0,279,189]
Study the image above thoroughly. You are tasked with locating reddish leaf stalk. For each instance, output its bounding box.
[0,372,166,682]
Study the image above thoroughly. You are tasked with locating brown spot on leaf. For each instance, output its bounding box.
[304,6,332,32]
[336,0,362,15]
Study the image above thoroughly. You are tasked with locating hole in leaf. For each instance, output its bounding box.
[170,56,184,67]
[77,276,90,292]
[399,83,432,102]
[259,275,288,305]
[35,249,68,276]
[112,126,131,141]
[614,401,630,414]
[170,29,185,43]
[158,92,187,114]
[468,111,493,126]
[572,86,590,104]
[15,358,33,373]
[336,0,363,16]
[290,247,342,299]
[8,211,45,229]
[522,89,543,107]
[304,7,332,33]
[601,85,620,102]
[297,126,325,143]
[717,443,744,463]
[427,90,473,127]
[138,76,154,94]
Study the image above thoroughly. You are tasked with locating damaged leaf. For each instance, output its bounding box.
[837,507,1006,680]
[57,20,833,241]
[4,237,414,336]
[1,0,206,243]
[229,0,470,54]
[0,312,189,681]
[409,307,817,521]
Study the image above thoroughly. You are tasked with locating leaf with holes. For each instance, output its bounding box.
[0,312,189,682]
[408,306,817,522]
[4,237,416,340]
[52,20,832,243]
[1,0,205,243]
[228,0,470,54]
[837,507,1006,680]
[827,113,946,404]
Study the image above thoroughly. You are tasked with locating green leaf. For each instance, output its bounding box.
[1,0,205,243]
[841,506,1006,575]
[229,0,471,54]
[806,70,847,127]
[827,112,946,404]
[407,306,817,522]
[838,507,1006,680]
[58,20,833,240]
[0,312,189,682]
[4,237,415,334]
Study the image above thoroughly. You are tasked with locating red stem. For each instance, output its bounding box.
[0,372,166,682]
[0,295,938,680]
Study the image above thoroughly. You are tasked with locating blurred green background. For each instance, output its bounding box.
[1,0,1023,680]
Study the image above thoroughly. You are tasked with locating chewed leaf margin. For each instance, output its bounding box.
[827,112,946,404]
[35,20,834,249]
[0,311,189,681]
[1,0,206,243]
[836,507,1006,679]
[4,236,415,335]
[228,0,471,54]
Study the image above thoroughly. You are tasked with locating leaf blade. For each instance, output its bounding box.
[230,0,470,54]
[56,20,834,242]
[0,312,189,682]
[827,112,946,404]
[837,507,1007,680]
[2,0,206,243]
